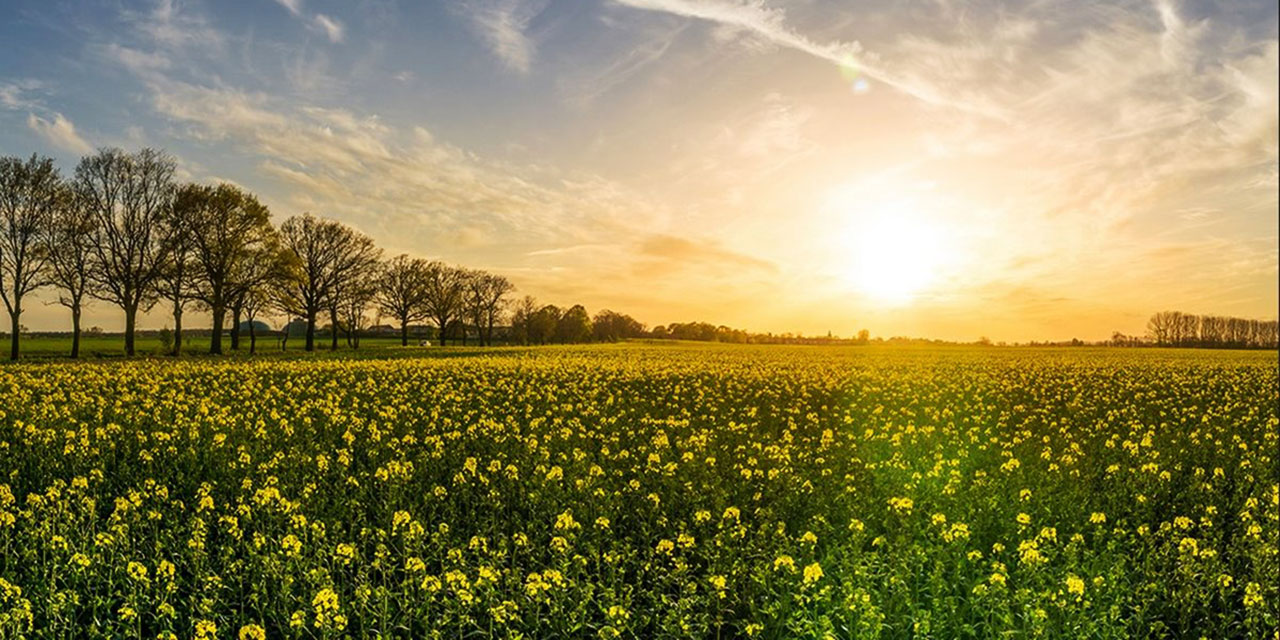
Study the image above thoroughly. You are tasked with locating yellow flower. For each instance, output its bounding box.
[238,624,266,640]
[195,619,218,640]
[281,534,302,557]
[126,561,149,583]
[1178,537,1199,556]
[1016,513,1031,526]
[554,510,580,531]
[1066,574,1085,597]
[335,543,356,565]
[803,562,824,585]
[888,497,914,514]
[1243,582,1263,608]
[773,555,796,572]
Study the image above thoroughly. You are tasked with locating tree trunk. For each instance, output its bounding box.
[173,304,183,357]
[249,321,257,355]
[330,307,340,351]
[401,320,409,347]
[123,304,138,357]
[70,306,81,359]
[210,305,226,355]
[8,305,20,361]
[230,305,242,351]
[305,311,316,351]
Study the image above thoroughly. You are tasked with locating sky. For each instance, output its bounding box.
[1,0,1276,342]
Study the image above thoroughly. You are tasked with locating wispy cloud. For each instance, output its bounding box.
[26,112,93,155]
[0,80,43,111]
[461,0,550,73]
[611,0,1008,118]
[270,0,344,44]
[311,14,345,43]
[273,0,303,17]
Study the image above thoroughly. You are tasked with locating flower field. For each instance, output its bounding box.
[0,344,1275,638]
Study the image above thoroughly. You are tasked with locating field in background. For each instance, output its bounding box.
[8,334,430,359]
[0,344,1275,638]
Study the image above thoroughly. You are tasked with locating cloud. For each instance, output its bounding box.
[611,0,1007,118]
[129,0,224,51]
[26,112,94,155]
[639,234,776,272]
[461,0,550,73]
[0,80,43,111]
[269,0,344,44]
[311,14,345,43]
[274,0,303,17]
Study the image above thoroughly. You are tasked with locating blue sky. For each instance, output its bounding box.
[1,0,1276,340]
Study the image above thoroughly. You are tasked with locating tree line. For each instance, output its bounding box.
[0,149,528,360]
[1139,311,1279,349]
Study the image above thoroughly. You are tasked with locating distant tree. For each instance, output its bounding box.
[374,254,431,347]
[277,214,351,352]
[507,295,538,345]
[1146,311,1177,346]
[465,270,514,346]
[156,195,197,356]
[556,304,592,343]
[421,261,465,346]
[592,309,644,342]
[77,148,177,356]
[0,154,60,360]
[43,183,96,358]
[180,183,277,355]
[324,229,381,351]
[339,268,378,349]
[241,281,274,356]
[528,304,561,344]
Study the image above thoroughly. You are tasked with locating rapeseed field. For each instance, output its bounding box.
[0,344,1274,638]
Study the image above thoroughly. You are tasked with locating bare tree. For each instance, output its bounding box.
[465,270,514,346]
[421,260,465,346]
[339,270,378,349]
[325,229,381,351]
[374,254,430,346]
[43,184,97,358]
[77,148,177,356]
[278,214,362,352]
[0,154,60,360]
[156,202,197,356]
[1146,311,1177,346]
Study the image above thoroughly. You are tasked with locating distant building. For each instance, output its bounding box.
[284,319,308,337]
[237,320,273,332]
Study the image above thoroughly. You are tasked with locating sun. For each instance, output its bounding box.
[824,191,955,305]
[848,210,948,303]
